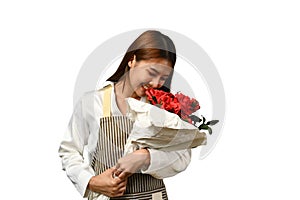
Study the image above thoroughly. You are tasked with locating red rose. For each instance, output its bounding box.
[145,88,181,114]
[145,88,218,134]
[181,113,193,124]
[175,93,200,116]
[146,88,200,124]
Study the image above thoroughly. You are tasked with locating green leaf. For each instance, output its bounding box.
[207,120,219,126]
[190,115,201,123]
[198,124,204,130]
[152,96,158,104]
[199,124,209,130]
[208,127,212,135]
[202,116,206,123]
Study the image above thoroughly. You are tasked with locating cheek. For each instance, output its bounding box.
[133,72,151,84]
[129,75,149,91]
[129,70,141,84]
[130,67,153,87]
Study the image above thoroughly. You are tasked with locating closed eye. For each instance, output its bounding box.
[148,67,170,81]
[148,70,157,77]
[160,76,168,81]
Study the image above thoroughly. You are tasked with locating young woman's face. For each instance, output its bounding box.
[128,58,173,97]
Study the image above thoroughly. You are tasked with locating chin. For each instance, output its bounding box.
[134,87,146,97]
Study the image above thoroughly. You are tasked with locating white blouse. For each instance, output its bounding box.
[58,82,191,197]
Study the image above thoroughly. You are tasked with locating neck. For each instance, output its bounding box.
[114,79,140,100]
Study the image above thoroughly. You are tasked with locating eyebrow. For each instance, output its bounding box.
[149,67,170,77]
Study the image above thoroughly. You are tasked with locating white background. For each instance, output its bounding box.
[1,1,299,199]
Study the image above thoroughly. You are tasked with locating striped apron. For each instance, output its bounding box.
[88,85,168,200]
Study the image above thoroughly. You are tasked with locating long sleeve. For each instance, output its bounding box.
[58,96,95,197]
[141,149,191,179]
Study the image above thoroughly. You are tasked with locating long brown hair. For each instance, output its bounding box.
[107,30,176,92]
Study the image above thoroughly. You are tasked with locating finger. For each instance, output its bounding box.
[115,163,120,169]
[113,168,124,177]
[113,175,126,184]
[108,167,118,176]
[118,180,127,189]
[119,186,126,194]
[115,185,127,196]
[117,176,127,185]
[118,171,132,180]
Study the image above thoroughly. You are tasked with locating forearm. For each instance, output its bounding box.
[141,149,191,179]
[59,142,95,197]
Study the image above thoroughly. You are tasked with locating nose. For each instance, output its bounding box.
[149,77,163,88]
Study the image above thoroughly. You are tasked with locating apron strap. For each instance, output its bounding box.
[103,84,112,117]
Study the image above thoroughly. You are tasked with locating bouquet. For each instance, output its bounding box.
[123,88,219,154]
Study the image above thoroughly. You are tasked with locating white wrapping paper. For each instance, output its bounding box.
[124,98,207,154]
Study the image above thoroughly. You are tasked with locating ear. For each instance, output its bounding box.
[128,55,136,68]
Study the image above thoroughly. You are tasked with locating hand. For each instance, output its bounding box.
[114,149,150,179]
[88,168,127,197]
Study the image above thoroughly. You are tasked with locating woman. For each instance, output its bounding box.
[59,30,191,200]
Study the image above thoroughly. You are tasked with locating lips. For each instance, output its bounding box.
[141,83,152,90]
[137,84,153,96]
